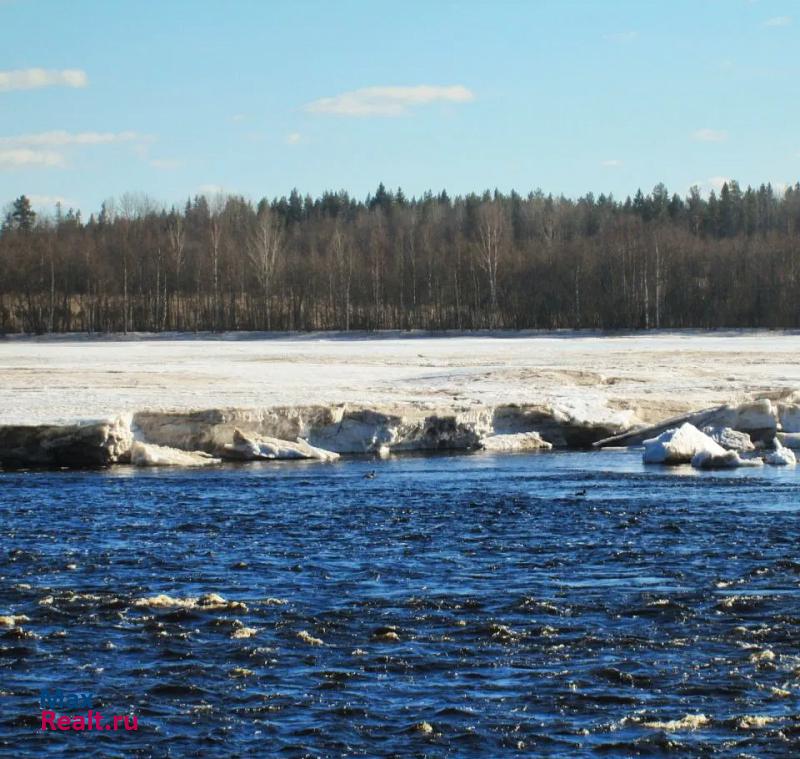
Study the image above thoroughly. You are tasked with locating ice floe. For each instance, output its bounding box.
[701,426,755,452]
[644,422,791,468]
[219,428,339,461]
[130,441,220,467]
[480,431,553,452]
[643,423,728,465]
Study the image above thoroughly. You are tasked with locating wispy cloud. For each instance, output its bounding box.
[305,84,474,117]
[603,31,638,43]
[0,68,88,92]
[692,128,728,142]
[0,148,65,168]
[0,130,143,147]
[285,132,302,145]
[231,114,246,123]
[601,159,623,167]
[762,15,791,27]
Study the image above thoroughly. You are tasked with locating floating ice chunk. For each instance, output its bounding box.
[219,428,339,461]
[701,426,754,452]
[643,423,726,465]
[130,441,220,467]
[480,431,553,452]
[764,440,796,466]
[691,449,762,469]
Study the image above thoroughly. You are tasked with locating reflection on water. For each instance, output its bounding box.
[1,450,799,756]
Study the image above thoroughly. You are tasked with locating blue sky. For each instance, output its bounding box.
[1,0,798,215]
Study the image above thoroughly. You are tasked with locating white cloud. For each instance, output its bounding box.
[601,159,623,167]
[0,130,142,147]
[231,114,246,123]
[692,128,728,142]
[0,148,65,168]
[0,68,88,92]
[763,16,791,27]
[285,132,302,145]
[305,84,474,117]
[603,31,638,42]
[149,158,181,170]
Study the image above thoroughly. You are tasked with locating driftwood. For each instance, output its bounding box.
[593,405,727,448]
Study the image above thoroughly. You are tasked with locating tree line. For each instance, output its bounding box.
[1,180,799,334]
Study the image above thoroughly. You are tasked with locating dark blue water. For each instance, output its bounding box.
[1,450,799,757]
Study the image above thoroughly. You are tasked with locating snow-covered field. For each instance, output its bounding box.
[1,330,798,426]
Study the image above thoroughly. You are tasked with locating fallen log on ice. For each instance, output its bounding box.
[593,406,727,448]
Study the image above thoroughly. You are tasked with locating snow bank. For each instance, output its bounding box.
[220,428,339,461]
[130,441,220,467]
[0,415,132,467]
[133,405,495,455]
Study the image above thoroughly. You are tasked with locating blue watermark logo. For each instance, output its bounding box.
[40,688,94,712]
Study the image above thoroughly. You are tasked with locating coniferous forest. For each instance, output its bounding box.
[1,180,799,334]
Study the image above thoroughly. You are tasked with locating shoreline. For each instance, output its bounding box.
[2,330,799,468]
